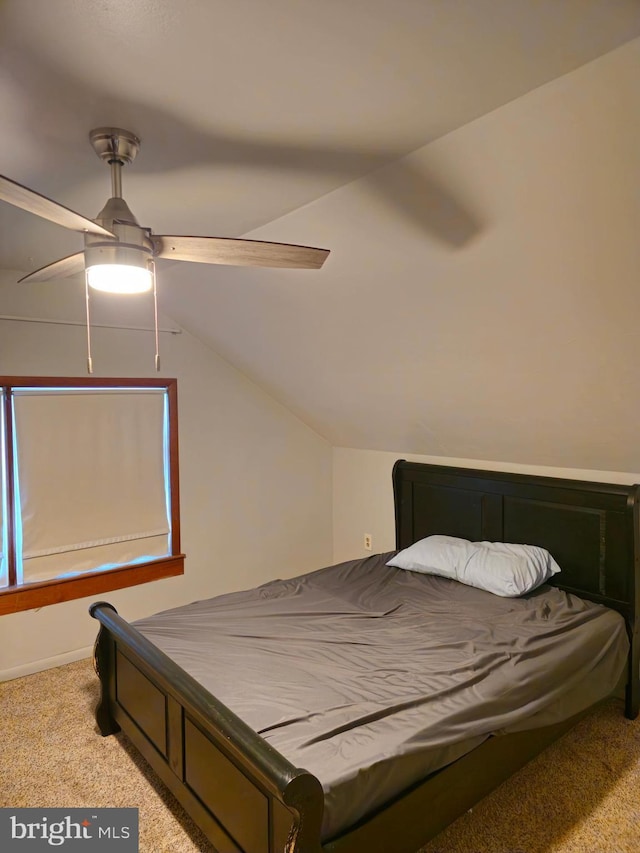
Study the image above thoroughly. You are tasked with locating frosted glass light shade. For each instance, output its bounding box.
[86,264,153,294]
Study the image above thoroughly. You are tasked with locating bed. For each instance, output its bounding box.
[90,460,640,853]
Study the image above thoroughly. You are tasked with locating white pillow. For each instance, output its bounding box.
[386,534,561,597]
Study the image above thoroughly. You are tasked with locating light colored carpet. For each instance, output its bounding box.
[1,659,639,852]
[419,698,640,853]
[0,659,212,852]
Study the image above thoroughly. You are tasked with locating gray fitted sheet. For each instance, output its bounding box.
[134,553,628,840]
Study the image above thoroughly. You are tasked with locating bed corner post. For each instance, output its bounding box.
[89,601,121,737]
[392,459,408,550]
[282,771,324,853]
[626,487,640,720]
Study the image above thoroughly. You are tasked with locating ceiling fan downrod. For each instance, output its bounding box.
[89,127,141,199]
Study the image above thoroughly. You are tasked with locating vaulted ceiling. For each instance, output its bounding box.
[2,1,640,470]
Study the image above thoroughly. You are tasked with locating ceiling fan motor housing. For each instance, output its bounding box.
[84,231,153,271]
[84,196,154,271]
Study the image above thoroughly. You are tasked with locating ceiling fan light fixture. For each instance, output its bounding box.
[86,263,153,294]
[84,236,154,294]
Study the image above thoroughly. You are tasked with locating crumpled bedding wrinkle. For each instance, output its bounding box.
[134,551,629,840]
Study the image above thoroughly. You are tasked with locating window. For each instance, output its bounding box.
[0,377,183,615]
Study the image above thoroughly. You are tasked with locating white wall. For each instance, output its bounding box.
[182,38,640,473]
[333,446,640,564]
[0,272,333,678]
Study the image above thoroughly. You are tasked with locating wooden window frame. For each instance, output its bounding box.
[0,376,184,615]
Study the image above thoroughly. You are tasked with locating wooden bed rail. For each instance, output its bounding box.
[90,601,325,853]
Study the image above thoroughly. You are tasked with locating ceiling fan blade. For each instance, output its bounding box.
[153,235,329,269]
[18,252,85,283]
[0,174,115,238]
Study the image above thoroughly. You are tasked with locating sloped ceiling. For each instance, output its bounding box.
[1,1,640,470]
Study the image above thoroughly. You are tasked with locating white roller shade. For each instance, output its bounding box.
[12,387,170,584]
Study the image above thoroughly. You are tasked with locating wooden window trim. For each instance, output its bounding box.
[0,555,185,615]
[0,376,184,615]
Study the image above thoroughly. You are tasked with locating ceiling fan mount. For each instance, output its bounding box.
[89,127,141,166]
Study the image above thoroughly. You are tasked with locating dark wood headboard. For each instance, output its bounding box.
[392,460,640,718]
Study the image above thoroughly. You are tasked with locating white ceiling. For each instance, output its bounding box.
[2,0,640,469]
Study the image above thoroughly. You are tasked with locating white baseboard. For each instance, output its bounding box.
[1,646,93,682]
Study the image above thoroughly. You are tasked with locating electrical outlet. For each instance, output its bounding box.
[364,533,372,551]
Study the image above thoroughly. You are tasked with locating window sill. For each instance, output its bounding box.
[0,554,185,615]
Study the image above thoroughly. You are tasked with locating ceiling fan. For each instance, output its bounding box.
[0,127,330,371]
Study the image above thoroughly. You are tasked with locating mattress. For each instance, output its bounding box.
[133,553,629,840]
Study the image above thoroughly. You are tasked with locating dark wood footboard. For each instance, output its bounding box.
[90,601,324,853]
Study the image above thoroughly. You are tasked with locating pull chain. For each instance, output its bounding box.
[85,261,159,373]
[84,272,93,374]
[151,261,160,371]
